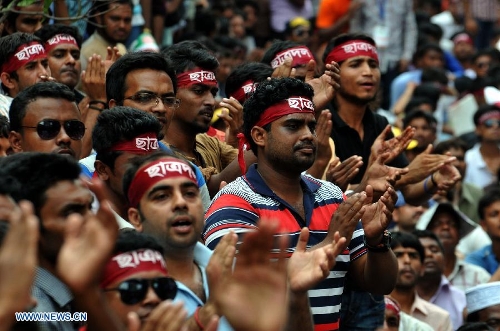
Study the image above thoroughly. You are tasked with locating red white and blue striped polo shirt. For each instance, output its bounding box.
[203,164,368,331]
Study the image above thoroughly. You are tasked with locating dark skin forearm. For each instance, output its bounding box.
[284,290,314,331]
[350,251,398,295]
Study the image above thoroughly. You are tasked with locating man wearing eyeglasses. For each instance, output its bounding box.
[0,32,53,117]
[8,82,83,160]
[464,104,500,190]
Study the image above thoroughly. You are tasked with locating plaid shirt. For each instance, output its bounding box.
[448,259,491,292]
[31,267,79,331]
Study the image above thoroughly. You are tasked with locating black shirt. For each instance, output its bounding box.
[330,109,409,184]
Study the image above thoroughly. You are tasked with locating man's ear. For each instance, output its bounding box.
[8,131,23,153]
[128,207,143,232]
[94,160,112,181]
[1,72,15,91]
[108,99,117,109]
[250,126,267,148]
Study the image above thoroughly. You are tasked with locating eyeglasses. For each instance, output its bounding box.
[104,277,177,305]
[293,28,310,38]
[125,92,181,109]
[21,119,85,140]
[477,62,491,69]
[482,119,500,128]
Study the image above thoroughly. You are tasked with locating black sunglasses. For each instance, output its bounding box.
[125,92,181,109]
[21,119,85,140]
[104,277,177,305]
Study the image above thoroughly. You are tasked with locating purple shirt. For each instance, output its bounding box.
[430,275,466,330]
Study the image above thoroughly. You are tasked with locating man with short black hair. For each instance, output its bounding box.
[8,82,83,160]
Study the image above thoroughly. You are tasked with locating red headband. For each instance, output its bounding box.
[230,80,257,104]
[127,157,198,208]
[453,33,473,46]
[384,297,401,317]
[101,249,168,288]
[110,132,159,154]
[237,96,314,173]
[44,34,79,53]
[177,67,217,88]
[478,111,500,124]
[271,46,314,69]
[324,40,378,65]
[1,42,46,74]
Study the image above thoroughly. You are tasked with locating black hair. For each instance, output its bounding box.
[113,230,164,255]
[0,152,81,216]
[419,22,443,41]
[0,33,43,90]
[0,115,9,138]
[455,76,474,95]
[92,107,163,170]
[433,138,469,155]
[472,48,499,64]
[412,229,445,253]
[404,96,434,114]
[1,0,43,37]
[473,104,500,126]
[261,40,301,66]
[242,77,314,155]
[402,109,438,132]
[9,82,77,133]
[461,320,493,330]
[390,231,426,263]
[421,67,448,85]
[478,187,500,220]
[485,65,500,88]
[236,0,259,14]
[323,33,376,65]
[413,83,441,108]
[162,40,219,74]
[106,52,177,104]
[34,24,83,48]
[413,43,444,64]
[225,62,273,99]
[122,151,196,207]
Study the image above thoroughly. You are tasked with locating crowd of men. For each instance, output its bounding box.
[1,0,500,330]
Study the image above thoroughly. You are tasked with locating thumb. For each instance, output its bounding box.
[127,311,141,331]
[423,144,433,154]
[295,227,310,252]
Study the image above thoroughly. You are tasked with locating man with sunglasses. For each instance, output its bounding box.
[464,104,500,190]
[8,82,83,160]
[0,32,52,117]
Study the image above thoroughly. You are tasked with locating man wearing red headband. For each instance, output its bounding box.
[203,77,399,331]
[0,32,52,116]
[451,31,476,77]
[261,40,315,81]
[162,41,244,197]
[35,24,84,103]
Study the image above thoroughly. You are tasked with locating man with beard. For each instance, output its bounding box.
[162,41,243,197]
[81,0,132,71]
[35,24,84,104]
[389,231,453,331]
[203,77,399,331]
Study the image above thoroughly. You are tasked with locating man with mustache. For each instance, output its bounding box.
[0,32,52,117]
[8,82,83,160]
[162,41,244,197]
[389,231,452,331]
[203,77,399,331]
[35,24,84,104]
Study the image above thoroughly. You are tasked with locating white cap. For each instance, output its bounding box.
[466,282,500,313]
[416,202,476,239]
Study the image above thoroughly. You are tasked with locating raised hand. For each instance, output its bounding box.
[56,178,118,295]
[360,185,397,241]
[218,97,244,148]
[306,60,341,112]
[369,125,415,165]
[433,163,461,195]
[81,54,106,102]
[306,110,333,179]
[326,155,363,191]
[288,228,347,293]
[214,220,289,331]
[104,46,122,73]
[0,200,39,329]
[399,144,456,186]
[326,192,367,245]
[271,58,296,78]
[359,152,408,197]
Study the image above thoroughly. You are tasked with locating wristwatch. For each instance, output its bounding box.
[364,230,392,252]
